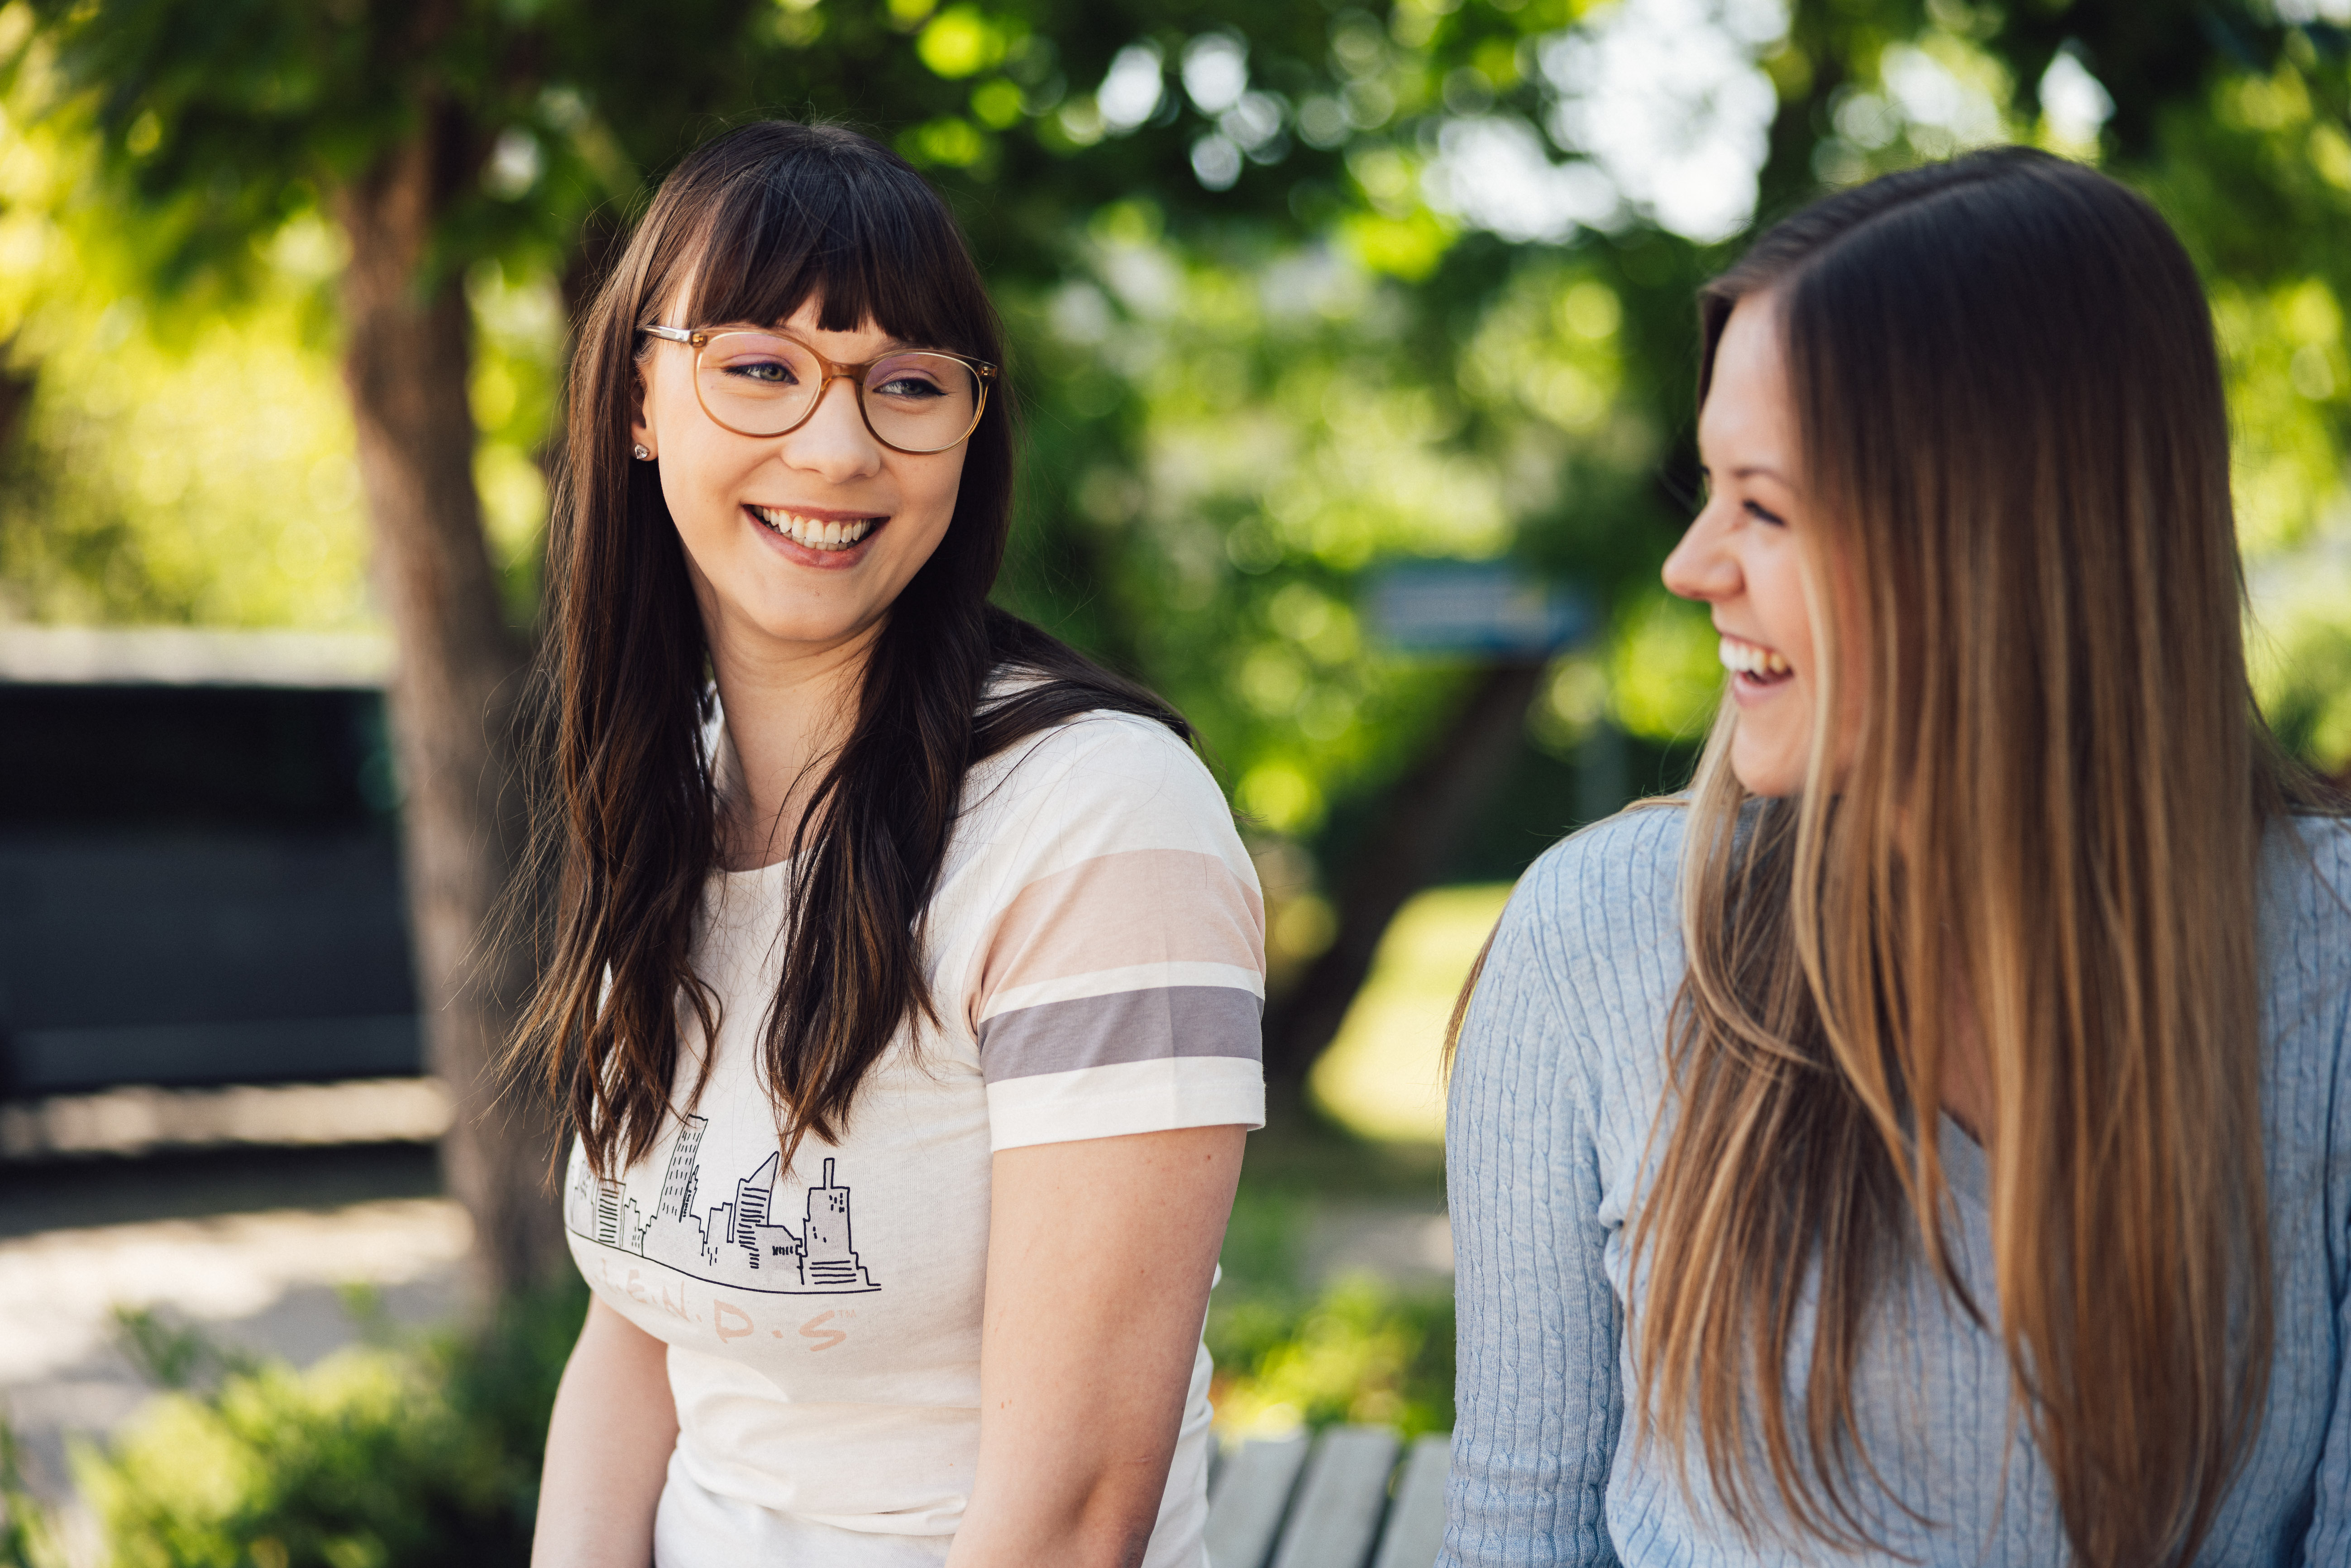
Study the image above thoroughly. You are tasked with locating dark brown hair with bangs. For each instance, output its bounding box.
[516,120,1186,1181]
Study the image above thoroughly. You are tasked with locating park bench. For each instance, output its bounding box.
[1204,1425,1451,1568]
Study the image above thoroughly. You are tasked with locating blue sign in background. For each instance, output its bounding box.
[1368,561,1591,655]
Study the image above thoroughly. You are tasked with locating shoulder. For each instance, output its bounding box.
[1491,803,1688,988]
[1514,801,1687,915]
[2273,811,2351,899]
[973,710,1229,836]
[955,709,1253,904]
[950,711,1265,1054]
[1452,805,1687,1166]
[1020,707,1212,789]
[2262,813,2351,1050]
[2262,814,2351,965]
[1461,805,1688,1068]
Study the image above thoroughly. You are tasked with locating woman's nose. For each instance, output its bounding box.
[778,375,884,482]
[1662,505,1741,604]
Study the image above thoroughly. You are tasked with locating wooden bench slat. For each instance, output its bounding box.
[1367,1432,1452,1568]
[1268,1425,1401,1568]
[1204,1430,1312,1568]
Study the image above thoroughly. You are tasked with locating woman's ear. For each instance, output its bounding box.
[629,366,655,460]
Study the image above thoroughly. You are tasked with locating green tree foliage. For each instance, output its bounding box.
[15,0,2340,776]
[2,0,2346,1085]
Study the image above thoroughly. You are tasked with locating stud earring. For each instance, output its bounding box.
[632,444,651,461]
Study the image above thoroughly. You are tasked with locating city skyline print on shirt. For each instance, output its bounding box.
[564,1113,881,1295]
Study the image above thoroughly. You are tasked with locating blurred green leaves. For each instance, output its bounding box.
[87,1352,492,1568]
[1608,591,1722,745]
[2,0,2347,857]
[1207,1188,1454,1440]
[0,108,557,632]
[0,164,376,630]
[917,5,1010,79]
[54,1282,589,1568]
[1210,1276,1455,1439]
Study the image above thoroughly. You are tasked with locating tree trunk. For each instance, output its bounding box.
[338,129,561,1304]
[1262,660,1548,1089]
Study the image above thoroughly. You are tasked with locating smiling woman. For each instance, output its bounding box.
[513,122,1266,1568]
[1442,148,2351,1568]
[632,297,982,757]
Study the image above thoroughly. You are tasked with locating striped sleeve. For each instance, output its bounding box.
[967,715,1267,1151]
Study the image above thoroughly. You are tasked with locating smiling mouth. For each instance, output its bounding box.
[746,505,884,552]
[1719,633,1793,684]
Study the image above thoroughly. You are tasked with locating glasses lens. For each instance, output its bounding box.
[697,332,822,436]
[860,353,980,453]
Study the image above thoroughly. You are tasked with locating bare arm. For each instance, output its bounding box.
[946,1123,1247,1568]
[533,1296,679,1568]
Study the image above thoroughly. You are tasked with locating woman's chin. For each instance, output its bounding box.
[1729,736,1806,800]
[703,595,884,661]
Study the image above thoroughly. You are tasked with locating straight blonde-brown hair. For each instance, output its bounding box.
[1450,148,2335,1565]
[1642,147,2318,1567]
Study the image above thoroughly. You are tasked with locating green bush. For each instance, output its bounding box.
[69,1279,587,1568]
[1206,1187,1457,1439]
[2,1423,63,1568]
[1208,1276,1455,1439]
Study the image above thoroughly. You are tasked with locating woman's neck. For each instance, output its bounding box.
[706,617,881,872]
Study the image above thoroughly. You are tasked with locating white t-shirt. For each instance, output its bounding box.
[561,708,1267,1568]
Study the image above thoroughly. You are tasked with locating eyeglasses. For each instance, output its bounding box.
[639,325,997,455]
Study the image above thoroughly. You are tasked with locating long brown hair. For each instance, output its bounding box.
[515,122,1185,1181]
[1626,149,2322,1564]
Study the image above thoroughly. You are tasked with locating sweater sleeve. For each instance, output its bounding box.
[2299,833,2351,1565]
[2307,1276,2351,1564]
[1440,849,1626,1568]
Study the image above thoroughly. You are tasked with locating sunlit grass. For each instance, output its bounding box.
[1307,882,1515,1146]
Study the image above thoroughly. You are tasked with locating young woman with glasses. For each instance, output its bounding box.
[1444,148,2349,1567]
[521,121,1264,1568]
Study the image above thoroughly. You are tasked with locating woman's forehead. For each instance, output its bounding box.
[1700,297,1797,479]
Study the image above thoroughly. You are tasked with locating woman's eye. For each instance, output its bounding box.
[1744,499,1786,527]
[726,359,796,385]
[872,375,946,400]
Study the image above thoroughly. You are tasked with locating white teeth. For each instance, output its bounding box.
[1718,636,1791,678]
[750,507,878,551]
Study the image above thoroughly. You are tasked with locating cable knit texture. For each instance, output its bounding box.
[1442,804,2351,1567]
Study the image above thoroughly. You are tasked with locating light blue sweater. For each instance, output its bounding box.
[1442,804,2351,1566]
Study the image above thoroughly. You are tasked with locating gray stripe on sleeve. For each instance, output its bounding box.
[979,985,1264,1083]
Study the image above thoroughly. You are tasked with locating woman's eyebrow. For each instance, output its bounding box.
[1733,463,1792,485]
